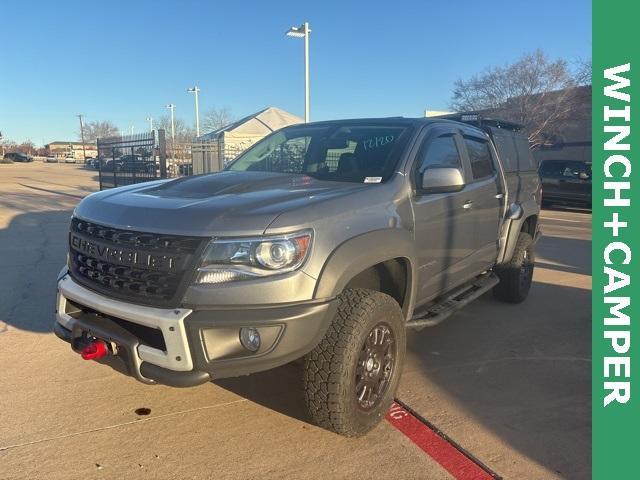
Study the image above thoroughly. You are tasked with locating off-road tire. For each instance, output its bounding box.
[493,232,535,303]
[303,288,405,437]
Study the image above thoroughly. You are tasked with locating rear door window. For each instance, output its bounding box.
[464,137,495,180]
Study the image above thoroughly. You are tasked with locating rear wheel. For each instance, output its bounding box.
[303,288,405,437]
[493,232,535,303]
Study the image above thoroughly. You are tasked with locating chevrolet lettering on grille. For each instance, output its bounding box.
[70,233,176,272]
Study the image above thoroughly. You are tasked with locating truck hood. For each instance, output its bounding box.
[74,171,370,237]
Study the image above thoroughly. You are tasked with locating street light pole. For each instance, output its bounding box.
[165,104,176,144]
[286,22,311,123]
[77,114,87,163]
[146,117,154,131]
[303,22,310,123]
[187,86,201,137]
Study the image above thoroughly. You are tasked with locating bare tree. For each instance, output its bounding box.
[202,107,235,134]
[156,115,196,143]
[574,58,592,86]
[77,120,119,143]
[17,140,35,155]
[450,50,588,148]
[0,137,16,158]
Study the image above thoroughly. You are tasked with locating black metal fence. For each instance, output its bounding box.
[96,131,164,190]
[94,130,261,189]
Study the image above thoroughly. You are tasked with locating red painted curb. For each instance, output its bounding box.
[386,402,496,480]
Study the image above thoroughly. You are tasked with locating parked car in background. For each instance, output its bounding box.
[64,155,76,164]
[539,159,592,208]
[87,156,106,169]
[101,158,120,171]
[45,155,59,163]
[118,154,156,173]
[4,152,33,162]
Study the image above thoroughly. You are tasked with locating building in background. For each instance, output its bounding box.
[45,141,98,160]
[429,86,592,166]
[192,106,303,173]
[531,85,591,165]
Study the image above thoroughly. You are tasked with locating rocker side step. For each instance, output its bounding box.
[406,272,499,331]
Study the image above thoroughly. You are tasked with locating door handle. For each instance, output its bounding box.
[463,201,473,209]
[495,193,504,199]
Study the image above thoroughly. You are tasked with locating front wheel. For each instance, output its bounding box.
[493,232,535,303]
[303,289,406,437]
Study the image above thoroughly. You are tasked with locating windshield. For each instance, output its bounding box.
[227,122,413,183]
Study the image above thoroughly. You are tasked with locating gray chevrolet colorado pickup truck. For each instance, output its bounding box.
[54,115,541,436]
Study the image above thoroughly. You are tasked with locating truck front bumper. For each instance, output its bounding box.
[55,274,337,387]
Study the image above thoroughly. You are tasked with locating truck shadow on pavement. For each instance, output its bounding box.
[403,281,591,479]
[216,280,591,478]
[0,210,75,333]
[215,361,312,423]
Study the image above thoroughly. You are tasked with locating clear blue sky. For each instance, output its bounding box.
[0,0,591,145]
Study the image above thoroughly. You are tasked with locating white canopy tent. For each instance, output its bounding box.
[191,106,303,174]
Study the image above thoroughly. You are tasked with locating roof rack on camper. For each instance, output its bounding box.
[433,112,524,132]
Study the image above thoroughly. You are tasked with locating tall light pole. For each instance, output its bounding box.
[187,86,201,137]
[77,114,87,163]
[165,104,176,144]
[146,117,154,132]
[286,22,311,123]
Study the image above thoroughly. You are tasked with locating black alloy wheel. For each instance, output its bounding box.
[355,322,396,411]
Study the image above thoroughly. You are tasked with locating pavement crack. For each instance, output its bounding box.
[0,398,248,452]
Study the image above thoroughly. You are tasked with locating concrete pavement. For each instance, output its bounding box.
[0,163,591,479]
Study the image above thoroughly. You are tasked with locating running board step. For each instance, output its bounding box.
[406,272,500,331]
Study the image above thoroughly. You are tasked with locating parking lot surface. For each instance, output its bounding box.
[0,163,591,479]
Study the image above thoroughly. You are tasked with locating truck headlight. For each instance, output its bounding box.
[195,230,312,284]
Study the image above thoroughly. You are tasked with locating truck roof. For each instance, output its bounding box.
[288,115,522,132]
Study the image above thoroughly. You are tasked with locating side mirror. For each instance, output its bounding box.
[420,167,465,194]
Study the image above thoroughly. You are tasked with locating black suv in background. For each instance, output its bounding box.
[101,155,156,173]
[3,152,34,162]
[539,159,592,208]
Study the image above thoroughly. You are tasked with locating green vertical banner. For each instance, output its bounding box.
[593,0,639,477]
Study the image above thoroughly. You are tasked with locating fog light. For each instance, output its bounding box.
[239,327,261,352]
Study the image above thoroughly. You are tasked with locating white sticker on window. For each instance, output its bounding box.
[364,177,382,183]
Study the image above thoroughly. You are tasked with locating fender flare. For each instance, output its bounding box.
[498,199,540,264]
[313,229,418,320]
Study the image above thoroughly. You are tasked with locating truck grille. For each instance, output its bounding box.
[68,217,206,307]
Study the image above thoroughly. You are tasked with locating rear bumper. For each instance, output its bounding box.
[55,274,336,387]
